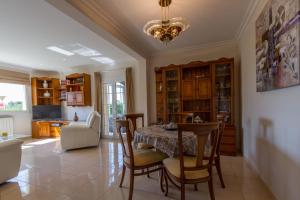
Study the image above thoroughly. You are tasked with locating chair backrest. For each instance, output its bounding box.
[177,123,219,179]
[181,113,194,123]
[116,120,134,167]
[124,113,144,136]
[216,114,226,156]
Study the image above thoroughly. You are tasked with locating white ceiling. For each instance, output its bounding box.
[90,0,253,55]
[0,0,135,72]
[0,0,253,72]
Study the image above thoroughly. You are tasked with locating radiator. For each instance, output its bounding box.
[0,116,14,135]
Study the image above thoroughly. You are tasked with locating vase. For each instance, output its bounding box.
[43,90,50,97]
[43,80,48,88]
[73,112,79,122]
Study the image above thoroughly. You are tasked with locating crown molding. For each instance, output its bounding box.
[150,40,238,58]
[235,0,261,40]
[49,0,149,58]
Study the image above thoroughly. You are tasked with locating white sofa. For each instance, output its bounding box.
[60,112,101,150]
[0,139,23,184]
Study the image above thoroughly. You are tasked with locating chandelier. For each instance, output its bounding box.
[143,0,190,44]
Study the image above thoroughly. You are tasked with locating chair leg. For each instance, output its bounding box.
[119,164,126,187]
[129,169,134,200]
[164,168,169,196]
[215,157,225,188]
[180,183,185,200]
[147,168,150,178]
[194,184,198,191]
[160,168,165,193]
[208,178,215,200]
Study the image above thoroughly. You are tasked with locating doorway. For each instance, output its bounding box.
[103,81,126,138]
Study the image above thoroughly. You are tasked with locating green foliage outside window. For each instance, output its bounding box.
[108,100,124,116]
[0,101,23,111]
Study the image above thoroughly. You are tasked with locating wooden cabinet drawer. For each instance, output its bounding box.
[50,126,60,137]
[220,144,236,155]
[223,126,235,136]
[221,136,235,145]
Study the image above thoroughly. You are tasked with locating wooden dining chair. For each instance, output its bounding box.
[124,113,144,134]
[181,113,194,123]
[116,120,167,200]
[162,122,219,200]
[213,114,226,188]
[124,113,153,149]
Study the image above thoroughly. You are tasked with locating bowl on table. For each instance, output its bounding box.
[163,122,178,131]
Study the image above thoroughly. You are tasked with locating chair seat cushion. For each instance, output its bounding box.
[124,149,167,167]
[163,156,209,180]
[137,143,154,149]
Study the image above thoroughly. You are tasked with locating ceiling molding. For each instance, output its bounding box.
[65,0,149,57]
[150,40,238,58]
[235,0,261,40]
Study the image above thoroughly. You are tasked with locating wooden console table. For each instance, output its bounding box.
[32,120,69,138]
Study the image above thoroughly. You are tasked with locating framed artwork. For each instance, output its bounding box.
[256,0,300,92]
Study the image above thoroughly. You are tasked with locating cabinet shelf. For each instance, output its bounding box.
[37,88,54,90]
[182,110,211,113]
[166,78,178,81]
[216,74,231,77]
[38,96,53,98]
[67,83,84,86]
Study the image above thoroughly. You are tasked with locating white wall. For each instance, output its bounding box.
[239,0,300,199]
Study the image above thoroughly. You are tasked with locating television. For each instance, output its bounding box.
[32,105,62,120]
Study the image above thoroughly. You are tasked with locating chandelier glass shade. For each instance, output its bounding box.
[143,0,190,44]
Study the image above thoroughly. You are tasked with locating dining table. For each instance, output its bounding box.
[134,125,210,157]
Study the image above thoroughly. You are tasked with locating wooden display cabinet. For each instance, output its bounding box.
[213,58,236,155]
[31,77,60,106]
[65,73,91,106]
[155,58,237,155]
[181,62,213,123]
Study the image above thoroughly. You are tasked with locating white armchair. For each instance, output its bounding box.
[60,112,101,151]
[0,139,23,184]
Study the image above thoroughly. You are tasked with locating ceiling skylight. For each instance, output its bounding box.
[70,43,102,57]
[91,57,115,65]
[47,46,74,56]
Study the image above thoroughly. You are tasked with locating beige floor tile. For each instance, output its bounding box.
[0,138,276,200]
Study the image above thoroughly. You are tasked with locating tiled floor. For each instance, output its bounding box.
[0,138,276,200]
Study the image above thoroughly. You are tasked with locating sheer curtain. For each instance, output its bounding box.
[94,72,102,113]
[125,67,134,114]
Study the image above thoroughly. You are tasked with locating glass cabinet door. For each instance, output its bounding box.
[215,63,233,124]
[164,69,180,123]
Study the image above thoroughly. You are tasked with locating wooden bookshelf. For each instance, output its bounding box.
[65,73,91,106]
[31,77,60,105]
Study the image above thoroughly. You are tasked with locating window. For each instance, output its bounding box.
[0,83,27,111]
